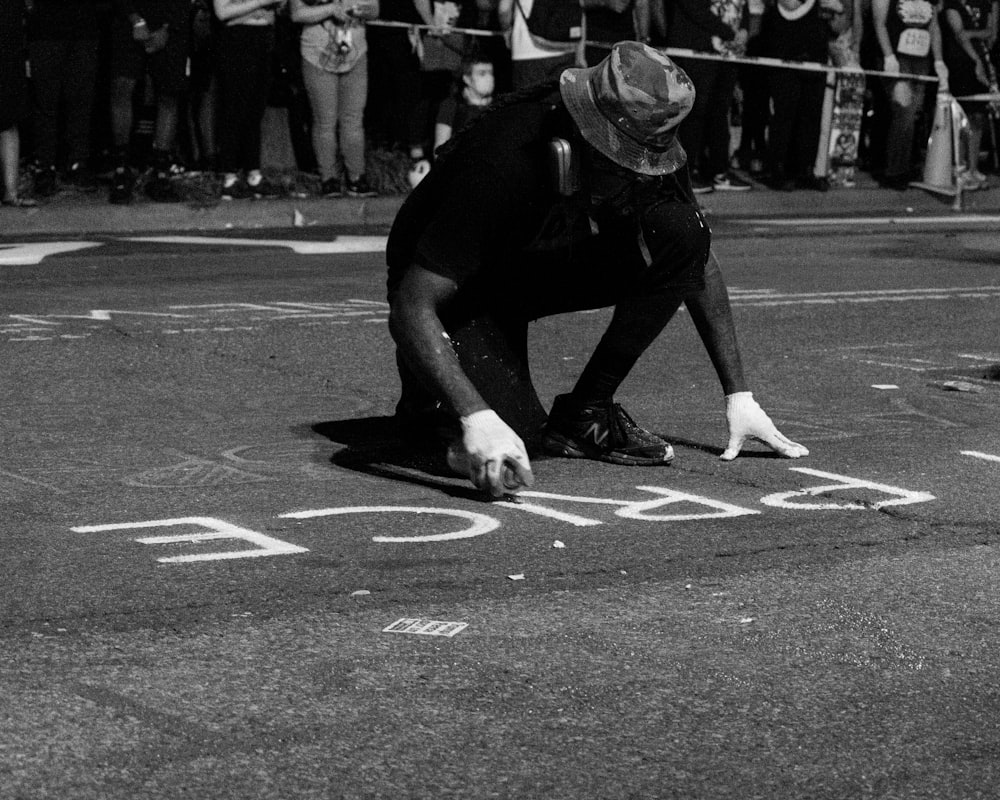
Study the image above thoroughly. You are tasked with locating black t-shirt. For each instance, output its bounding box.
[387,90,574,293]
[386,86,700,298]
[28,0,101,41]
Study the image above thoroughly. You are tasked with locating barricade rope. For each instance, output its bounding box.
[364,19,939,83]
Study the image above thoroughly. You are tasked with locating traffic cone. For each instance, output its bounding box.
[911,91,969,196]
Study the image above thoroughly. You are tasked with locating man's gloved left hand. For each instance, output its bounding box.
[721,392,809,461]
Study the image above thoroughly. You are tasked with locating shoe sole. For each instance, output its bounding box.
[542,431,674,466]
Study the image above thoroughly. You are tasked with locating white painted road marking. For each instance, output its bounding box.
[759,468,936,510]
[497,486,760,524]
[124,236,388,254]
[72,517,309,563]
[280,506,500,543]
[741,215,1000,227]
[0,242,102,265]
[961,451,1000,463]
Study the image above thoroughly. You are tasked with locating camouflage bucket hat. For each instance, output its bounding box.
[559,41,696,176]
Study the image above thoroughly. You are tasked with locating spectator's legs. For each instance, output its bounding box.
[1,126,20,201]
[705,63,738,178]
[788,72,825,179]
[302,58,341,181]
[152,94,180,155]
[765,66,803,184]
[884,77,924,182]
[217,26,275,175]
[27,39,65,171]
[64,37,99,169]
[110,75,137,154]
[674,58,719,182]
[338,57,368,183]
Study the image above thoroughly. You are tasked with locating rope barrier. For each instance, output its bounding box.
[364,20,939,83]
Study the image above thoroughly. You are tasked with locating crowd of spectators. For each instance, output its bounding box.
[1,0,998,208]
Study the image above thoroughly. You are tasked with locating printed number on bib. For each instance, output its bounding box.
[897,28,930,58]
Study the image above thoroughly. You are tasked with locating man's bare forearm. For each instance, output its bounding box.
[683,251,749,396]
[389,300,489,419]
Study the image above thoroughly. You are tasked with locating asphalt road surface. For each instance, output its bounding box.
[2,217,999,799]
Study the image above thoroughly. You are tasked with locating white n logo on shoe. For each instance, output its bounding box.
[584,422,608,446]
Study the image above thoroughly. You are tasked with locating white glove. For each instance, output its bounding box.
[882,54,900,75]
[446,409,534,497]
[934,59,949,91]
[721,392,809,461]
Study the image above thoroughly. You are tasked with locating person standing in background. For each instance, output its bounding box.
[291,0,379,198]
[26,0,102,197]
[213,0,286,199]
[871,0,948,188]
[497,0,578,89]
[667,0,754,194]
[1,0,37,207]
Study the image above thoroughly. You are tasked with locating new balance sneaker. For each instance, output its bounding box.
[542,394,674,466]
[345,174,377,198]
[713,172,752,191]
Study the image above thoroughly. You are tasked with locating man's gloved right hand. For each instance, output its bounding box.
[882,54,900,75]
[447,409,534,497]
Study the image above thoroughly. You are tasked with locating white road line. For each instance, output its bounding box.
[0,242,102,265]
[740,215,1000,227]
[961,450,1000,463]
[123,236,388,254]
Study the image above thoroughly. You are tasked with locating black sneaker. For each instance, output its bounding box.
[691,175,714,195]
[145,174,182,202]
[64,162,98,191]
[220,175,252,200]
[109,166,135,205]
[33,165,58,198]
[713,172,752,191]
[321,176,343,197]
[345,174,377,198]
[542,394,674,466]
[247,175,282,198]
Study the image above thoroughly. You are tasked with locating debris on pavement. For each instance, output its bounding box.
[382,618,468,637]
[552,540,565,549]
[872,384,899,390]
[934,380,982,393]
[351,589,371,598]
[507,573,526,581]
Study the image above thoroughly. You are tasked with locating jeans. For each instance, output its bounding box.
[301,56,368,182]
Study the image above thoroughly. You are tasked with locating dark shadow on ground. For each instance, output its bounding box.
[306,415,488,502]
[662,434,791,459]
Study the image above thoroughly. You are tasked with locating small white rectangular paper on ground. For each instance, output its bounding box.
[382,618,469,637]
[872,384,899,390]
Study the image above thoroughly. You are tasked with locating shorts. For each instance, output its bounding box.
[110,9,191,97]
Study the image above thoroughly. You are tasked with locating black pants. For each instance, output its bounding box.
[675,57,738,180]
[766,66,825,179]
[392,198,711,441]
[365,28,424,151]
[216,25,274,174]
[28,37,99,168]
